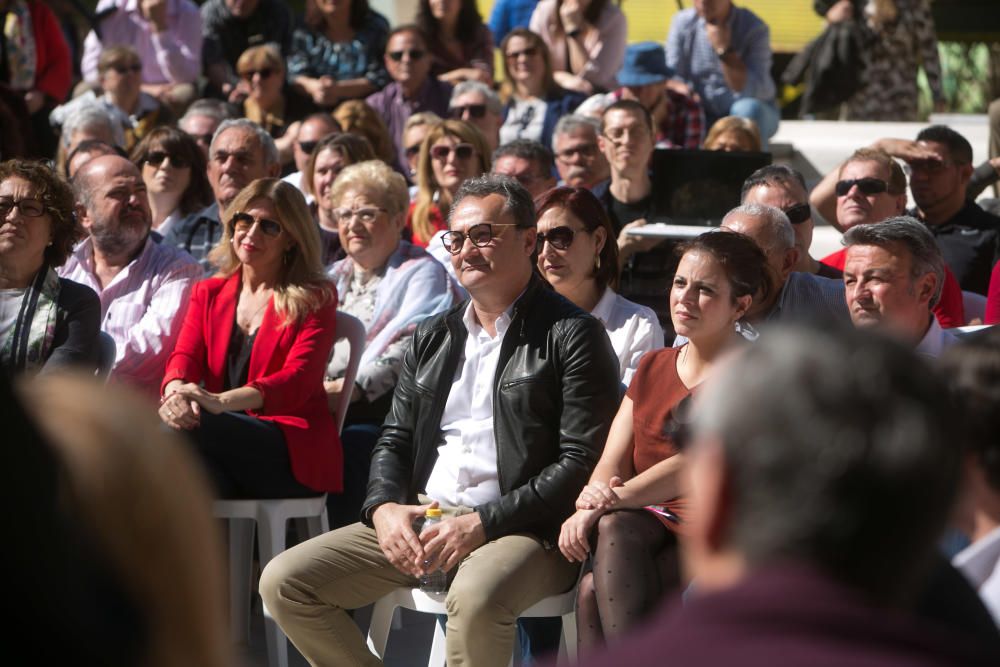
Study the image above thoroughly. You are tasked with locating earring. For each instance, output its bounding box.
[594,254,601,271]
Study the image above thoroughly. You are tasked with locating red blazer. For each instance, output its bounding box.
[161,272,342,492]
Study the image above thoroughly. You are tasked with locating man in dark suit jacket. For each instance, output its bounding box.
[579,325,1000,666]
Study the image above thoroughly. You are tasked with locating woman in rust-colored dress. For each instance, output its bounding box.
[558,230,770,652]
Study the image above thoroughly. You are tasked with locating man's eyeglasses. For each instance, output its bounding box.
[835,177,889,197]
[0,197,45,218]
[783,203,812,225]
[331,207,386,224]
[430,143,476,161]
[388,49,426,62]
[450,104,488,120]
[230,212,283,237]
[298,141,319,155]
[556,144,598,162]
[441,223,519,254]
[145,151,191,169]
[240,68,274,80]
[536,225,576,250]
[111,63,142,74]
[505,47,538,60]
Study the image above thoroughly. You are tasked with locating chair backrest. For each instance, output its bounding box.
[334,311,366,435]
[95,331,116,380]
[962,290,987,324]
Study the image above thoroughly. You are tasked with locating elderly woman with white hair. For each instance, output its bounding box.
[324,159,459,526]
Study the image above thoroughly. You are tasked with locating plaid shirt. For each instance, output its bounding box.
[610,88,705,149]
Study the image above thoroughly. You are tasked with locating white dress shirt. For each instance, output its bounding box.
[953,525,1000,626]
[59,236,201,394]
[424,301,513,508]
[590,287,663,386]
[916,316,959,358]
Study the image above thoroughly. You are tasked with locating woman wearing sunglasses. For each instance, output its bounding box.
[498,29,586,151]
[535,187,661,386]
[558,230,769,653]
[160,179,342,500]
[325,160,457,525]
[408,119,491,247]
[234,44,313,167]
[131,127,212,239]
[289,0,390,110]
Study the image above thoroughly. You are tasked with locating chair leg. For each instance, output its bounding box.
[560,612,577,665]
[365,597,397,658]
[428,617,447,667]
[228,519,255,643]
[259,512,289,667]
[305,506,329,538]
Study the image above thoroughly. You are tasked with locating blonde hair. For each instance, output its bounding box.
[19,373,230,667]
[499,29,556,102]
[329,160,409,217]
[704,116,762,152]
[412,120,491,243]
[332,100,396,165]
[97,45,141,75]
[404,111,443,135]
[236,43,284,77]
[208,179,335,325]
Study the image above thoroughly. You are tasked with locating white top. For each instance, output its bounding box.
[281,171,314,205]
[425,229,467,299]
[953,525,1000,627]
[915,317,959,358]
[424,301,513,508]
[499,97,547,146]
[59,236,201,395]
[590,287,663,386]
[154,209,183,239]
[0,288,26,340]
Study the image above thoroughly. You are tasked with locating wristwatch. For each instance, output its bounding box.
[716,45,734,58]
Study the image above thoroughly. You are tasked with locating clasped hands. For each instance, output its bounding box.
[159,382,226,430]
[372,501,486,578]
[558,476,624,563]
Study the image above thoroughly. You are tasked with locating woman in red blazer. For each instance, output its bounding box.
[159,178,341,497]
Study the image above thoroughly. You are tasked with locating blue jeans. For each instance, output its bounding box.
[729,98,780,147]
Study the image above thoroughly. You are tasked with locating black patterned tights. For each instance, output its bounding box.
[575,509,681,653]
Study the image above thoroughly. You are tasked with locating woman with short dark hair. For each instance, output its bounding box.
[131,127,212,238]
[0,159,101,374]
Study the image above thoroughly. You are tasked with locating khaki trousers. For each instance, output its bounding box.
[260,518,578,667]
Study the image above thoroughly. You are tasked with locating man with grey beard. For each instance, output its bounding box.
[61,155,200,396]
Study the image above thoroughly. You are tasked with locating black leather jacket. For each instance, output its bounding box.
[361,274,621,543]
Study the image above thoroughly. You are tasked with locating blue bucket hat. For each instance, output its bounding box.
[616,42,674,88]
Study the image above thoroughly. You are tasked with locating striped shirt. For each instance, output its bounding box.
[59,236,202,395]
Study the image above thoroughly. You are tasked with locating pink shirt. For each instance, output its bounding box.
[81,0,203,85]
[60,236,201,395]
[529,0,627,92]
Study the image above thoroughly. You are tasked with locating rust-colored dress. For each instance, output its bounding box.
[625,345,690,532]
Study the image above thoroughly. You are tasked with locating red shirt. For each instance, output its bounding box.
[823,248,966,328]
[405,201,447,248]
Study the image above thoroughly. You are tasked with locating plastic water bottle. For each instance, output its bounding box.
[419,508,448,593]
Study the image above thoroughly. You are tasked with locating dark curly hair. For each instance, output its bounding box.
[677,230,772,305]
[0,159,78,268]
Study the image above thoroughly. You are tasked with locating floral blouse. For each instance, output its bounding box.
[287,10,390,91]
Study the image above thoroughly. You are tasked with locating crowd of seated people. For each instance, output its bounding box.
[4,0,1000,665]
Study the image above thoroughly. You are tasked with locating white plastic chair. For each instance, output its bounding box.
[962,290,988,324]
[365,585,578,667]
[216,311,366,667]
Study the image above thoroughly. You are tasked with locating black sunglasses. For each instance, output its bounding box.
[783,203,811,225]
[145,151,190,169]
[240,68,274,80]
[111,63,142,74]
[450,104,487,120]
[536,225,576,250]
[298,140,319,155]
[430,143,475,161]
[388,49,426,61]
[505,47,539,60]
[229,212,283,237]
[835,177,889,197]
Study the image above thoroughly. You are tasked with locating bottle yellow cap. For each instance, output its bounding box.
[425,508,443,518]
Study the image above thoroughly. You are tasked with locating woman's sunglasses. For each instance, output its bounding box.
[240,68,274,80]
[430,143,475,161]
[536,225,576,250]
[388,49,426,61]
[230,212,283,237]
[835,177,889,197]
[505,47,539,60]
[145,151,190,169]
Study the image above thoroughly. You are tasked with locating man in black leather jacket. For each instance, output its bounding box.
[261,175,620,666]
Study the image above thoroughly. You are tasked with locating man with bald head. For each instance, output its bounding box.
[165,118,281,271]
[720,203,847,326]
[61,156,201,395]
